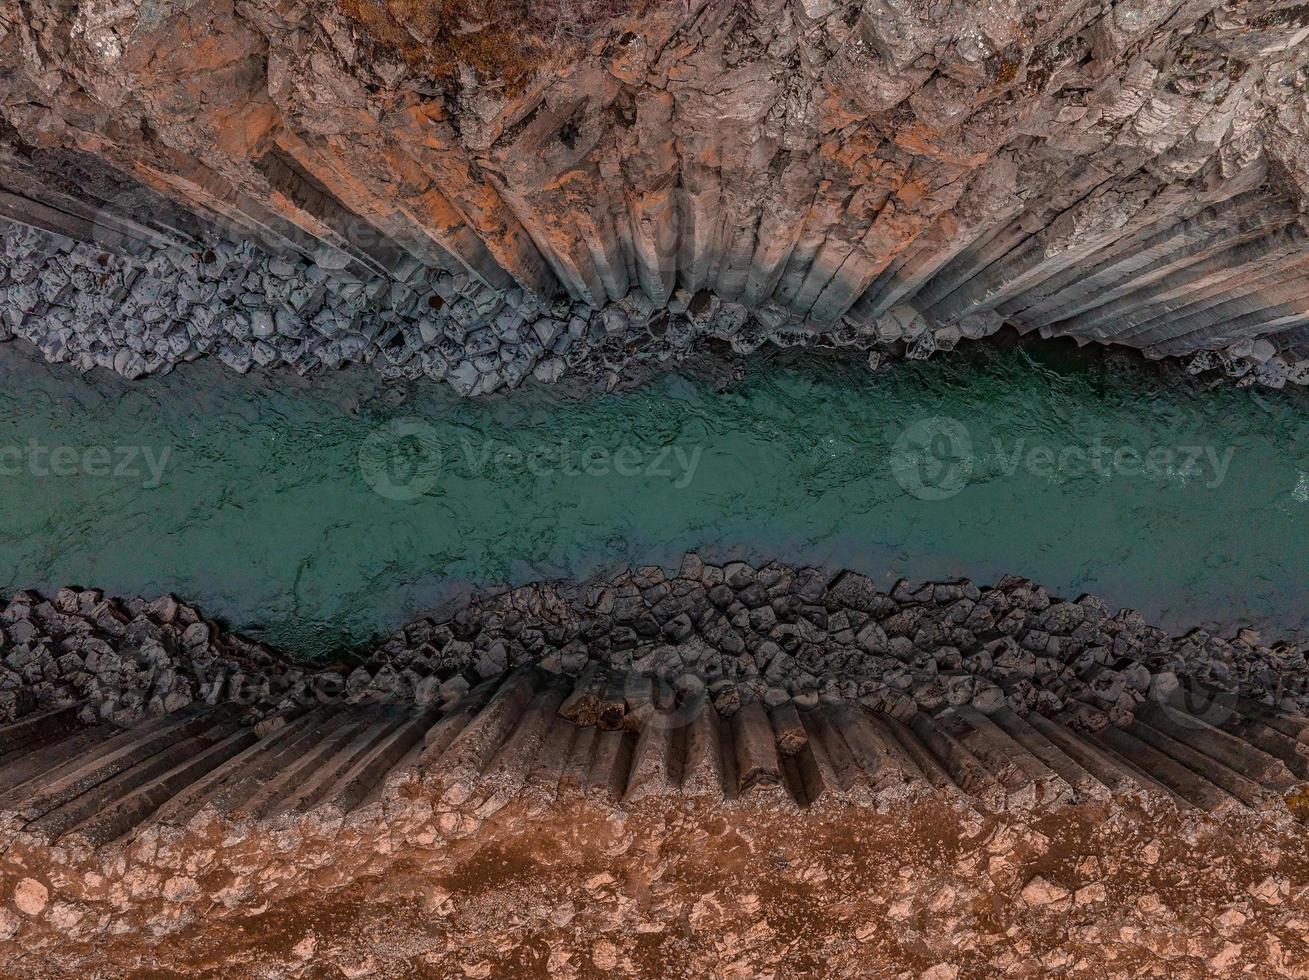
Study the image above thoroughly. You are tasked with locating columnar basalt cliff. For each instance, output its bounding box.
[2,1,1309,389]
[5,7,1309,973]
[3,559,1309,974]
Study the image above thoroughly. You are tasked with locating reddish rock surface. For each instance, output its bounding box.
[2,793,1308,977]
[3,653,1308,977]
[2,1,1309,364]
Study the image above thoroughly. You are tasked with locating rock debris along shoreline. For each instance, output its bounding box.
[2,217,1306,394]
[0,217,998,391]
[5,555,1308,736]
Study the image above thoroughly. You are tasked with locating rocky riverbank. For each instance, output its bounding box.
[6,554,1308,736]
[3,217,1306,393]
[0,215,991,391]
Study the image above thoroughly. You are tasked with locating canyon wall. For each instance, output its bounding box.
[3,559,1309,973]
[2,0,1309,385]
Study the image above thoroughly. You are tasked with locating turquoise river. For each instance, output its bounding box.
[1,342,1307,659]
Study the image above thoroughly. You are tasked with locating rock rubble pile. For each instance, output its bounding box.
[0,586,276,728]
[4,218,1306,393]
[0,218,1007,391]
[6,555,1307,737]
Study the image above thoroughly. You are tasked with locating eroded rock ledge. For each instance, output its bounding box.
[3,2,1309,392]
[3,557,1309,974]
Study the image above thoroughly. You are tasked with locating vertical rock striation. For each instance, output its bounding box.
[0,0,1308,385]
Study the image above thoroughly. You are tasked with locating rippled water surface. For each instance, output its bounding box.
[2,343,1307,658]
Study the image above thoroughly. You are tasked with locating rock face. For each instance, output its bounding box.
[4,557,1309,974]
[3,658,1309,975]
[2,1,1309,388]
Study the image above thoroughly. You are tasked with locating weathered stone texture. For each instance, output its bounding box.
[3,668,1309,976]
[1,1,1308,371]
[4,557,1309,974]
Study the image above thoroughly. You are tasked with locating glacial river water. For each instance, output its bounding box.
[1,343,1307,659]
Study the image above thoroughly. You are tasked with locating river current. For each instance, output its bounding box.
[2,342,1305,659]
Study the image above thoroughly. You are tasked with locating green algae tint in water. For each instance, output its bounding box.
[1,344,1307,659]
